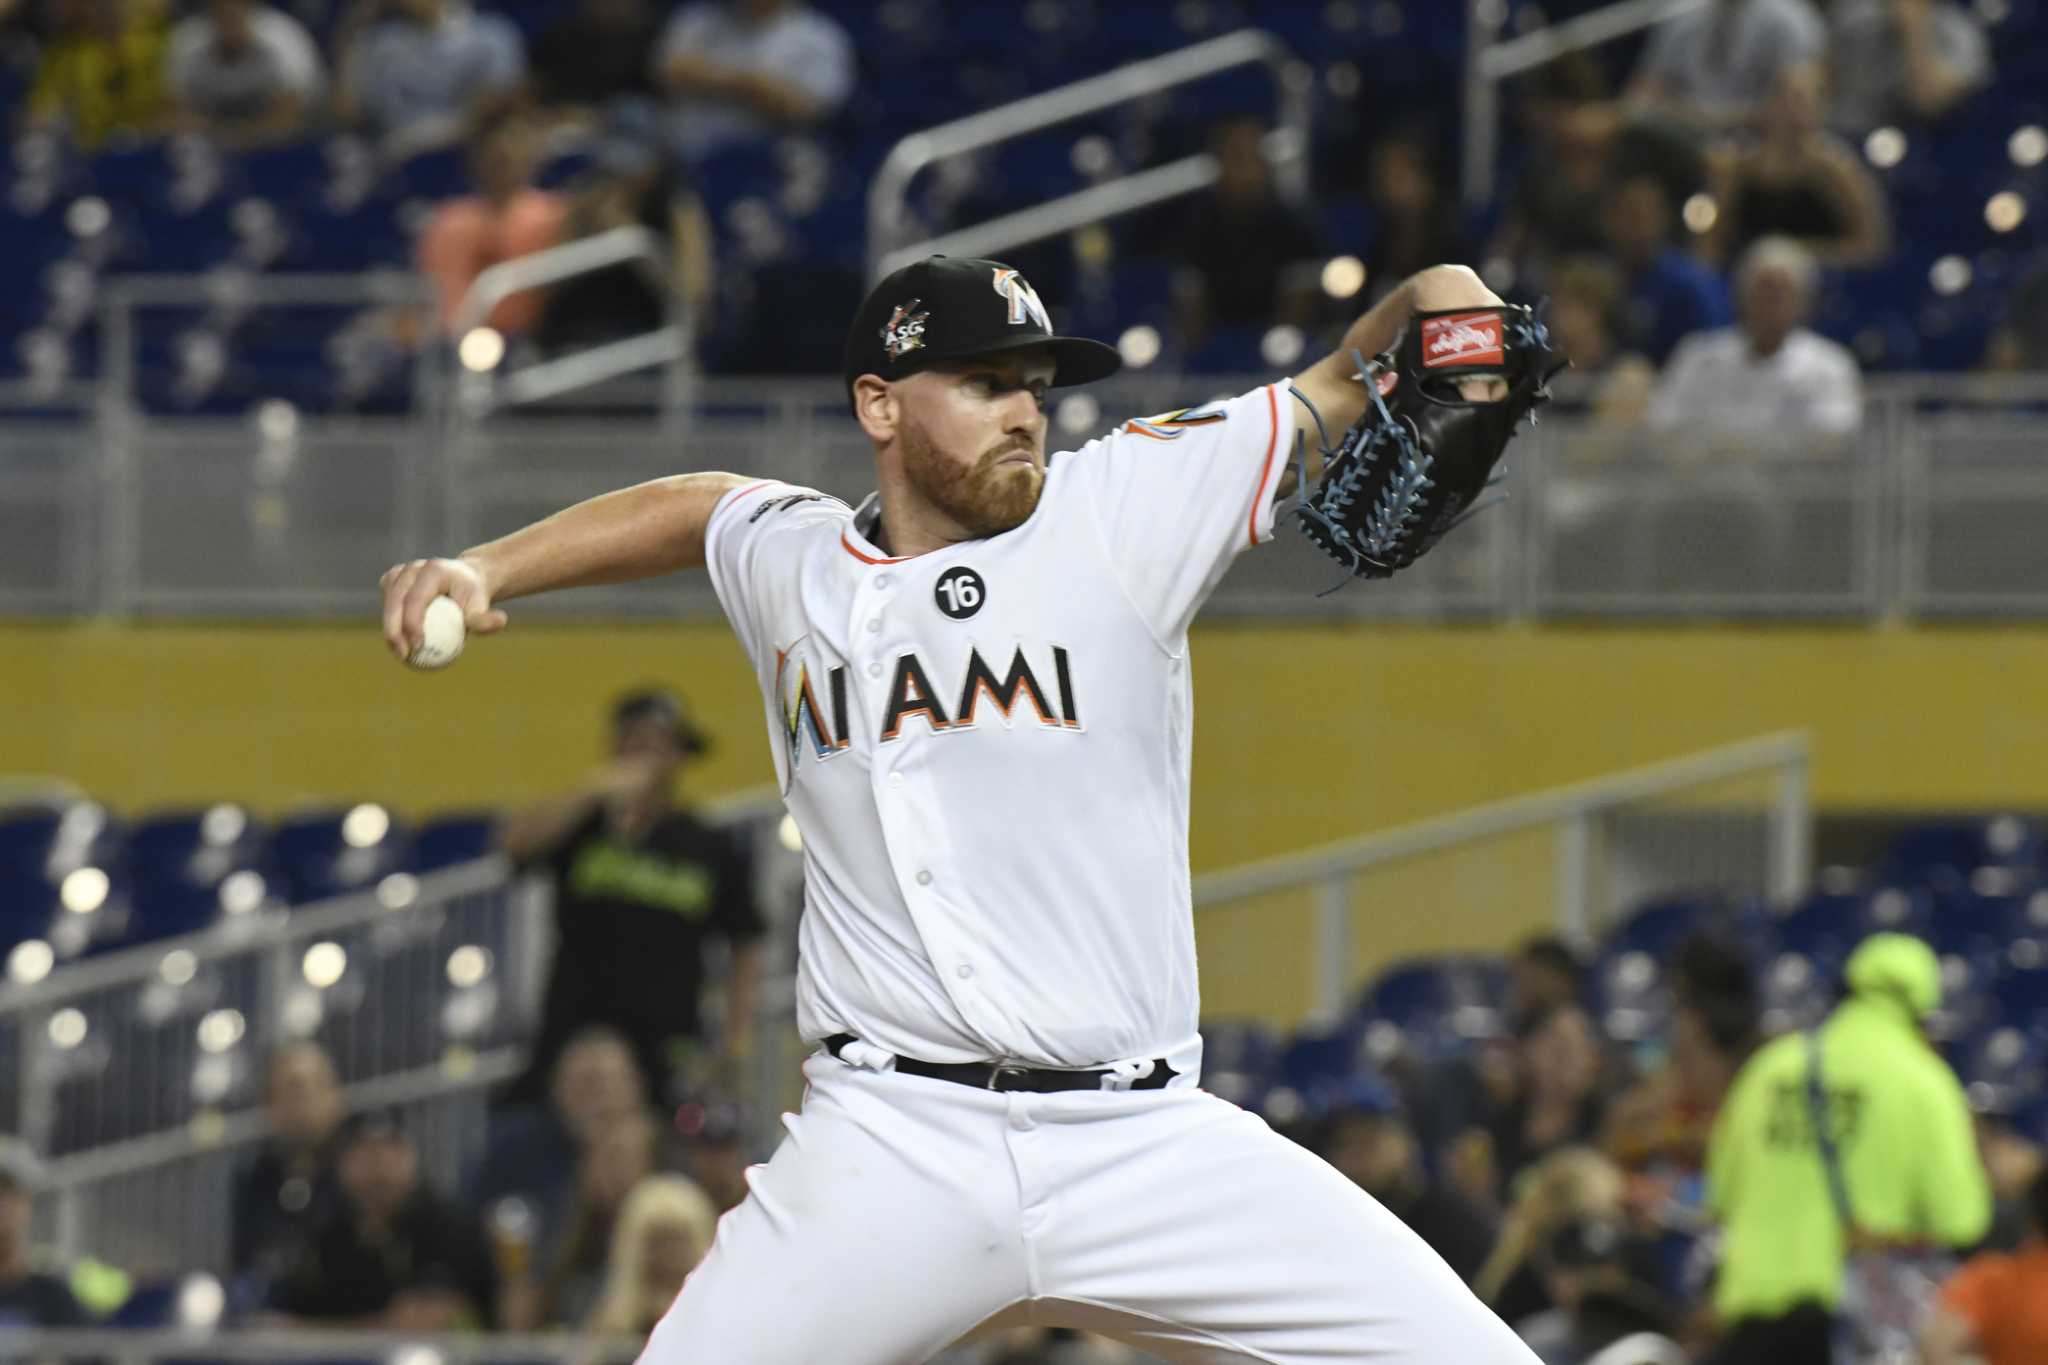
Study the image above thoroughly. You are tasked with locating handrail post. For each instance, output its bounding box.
[1770,753,1812,906]
[1315,874,1350,1019]
[1463,0,1506,211]
[867,30,1302,283]
[95,282,137,616]
[1555,810,1593,948]
[54,1182,81,1261]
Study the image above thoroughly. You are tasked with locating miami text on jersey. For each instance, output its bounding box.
[776,642,1083,771]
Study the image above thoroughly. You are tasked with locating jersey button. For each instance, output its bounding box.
[875,573,892,589]
[915,869,933,886]
[956,963,974,980]
[866,618,881,633]
[889,772,904,787]
[867,662,882,678]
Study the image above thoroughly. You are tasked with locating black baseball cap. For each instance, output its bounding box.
[612,687,710,757]
[843,255,1123,400]
[335,1106,408,1150]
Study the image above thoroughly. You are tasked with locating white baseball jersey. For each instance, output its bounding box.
[705,380,1292,1071]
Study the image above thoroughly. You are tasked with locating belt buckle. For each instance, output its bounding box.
[985,1060,1028,1091]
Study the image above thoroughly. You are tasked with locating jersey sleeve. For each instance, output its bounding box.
[1062,380,1291,643]
[703,479,848,663]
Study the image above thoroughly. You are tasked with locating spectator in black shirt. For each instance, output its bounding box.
[0,1154,89,1331]
[501,687,764,1108]
[528,0,660,114]
[1315,1079,1497,1284]
[1515,1216,1683,1365]
[1168,115,1324,343]
[1458,1001,1610,1210]
[230,1042,345,1290]
[536,121,716,359]
[270,1108,497,1329]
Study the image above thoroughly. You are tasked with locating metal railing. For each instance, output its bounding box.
[1192,732,1812,1019]
[10,365,2047,619]
[3,737,1803,1314]
[447,225,690,419]
[2,789,799,1266]
[867,28,1312,281]
[1463,0,1710,207]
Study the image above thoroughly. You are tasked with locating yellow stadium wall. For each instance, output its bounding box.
[6,621,2045,1022]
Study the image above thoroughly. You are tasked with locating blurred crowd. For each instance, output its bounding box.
[8,915,2047,1364]
[0,0,852,372]
[2,0,2041,403]
[1,692,2044,1365]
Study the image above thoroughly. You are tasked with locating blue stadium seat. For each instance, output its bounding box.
[127,806,271,942]
[0,801,126,920]
[1200,1018,1279,1077]
[1928,950,1997,1045]
[413,812,499,871]
[1877,817,2048,888]
[1357,955,1506,1057]
[389,145,470,204]
[1950,1024,2048,1116]
[1995,963,2048,1039]
[1182,324,1265,374]
[2014,1094,2048,1148]
[1600,895,1723,964]
[1756,950,1832,1035]
[268,805,413,905]
[1277,1019,1368,1097]
[1773,884,1935,975]
[1592,948,1667,1044]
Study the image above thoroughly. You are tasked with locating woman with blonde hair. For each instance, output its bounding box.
[1475,1145,1630,1312]
[581,1175,719,1360]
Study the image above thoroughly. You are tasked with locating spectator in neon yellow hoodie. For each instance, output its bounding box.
[1702,932,1991,1365]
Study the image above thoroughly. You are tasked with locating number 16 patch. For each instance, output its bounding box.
[935,566,985,620]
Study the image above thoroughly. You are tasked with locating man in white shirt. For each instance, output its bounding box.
[336,0,525,155]
[165,0,325,148]
[1648,235,1862,441]
[1628,0,1827,132]
[656,0,852,162]
[1829,0,1990,135]
[379,255,1544,1362]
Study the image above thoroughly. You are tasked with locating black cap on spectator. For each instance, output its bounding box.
[1542,1214,1629,1272]
[334,1106,408,1150]
[842,255,1122,402]
[613,687,710,757]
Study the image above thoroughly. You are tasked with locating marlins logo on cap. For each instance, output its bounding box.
[842,255,1123,402]
[991,268,1052,332]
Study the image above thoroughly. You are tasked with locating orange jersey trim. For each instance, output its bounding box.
[1247,384,1282,548]
[841,529,909,565]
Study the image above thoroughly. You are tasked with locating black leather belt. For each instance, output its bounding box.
[826,1034,1174,1093]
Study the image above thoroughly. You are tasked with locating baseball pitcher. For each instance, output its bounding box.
[381,253,1562,1362]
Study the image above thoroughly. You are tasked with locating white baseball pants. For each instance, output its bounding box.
[639,1051,1539,1364]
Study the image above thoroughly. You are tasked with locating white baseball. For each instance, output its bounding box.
[407,595,467,671]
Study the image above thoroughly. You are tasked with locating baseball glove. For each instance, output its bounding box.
[1292,304,1567,582]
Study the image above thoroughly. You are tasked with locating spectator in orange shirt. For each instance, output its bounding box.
[417,112,566,338]
[1924,1165,2048,1365]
